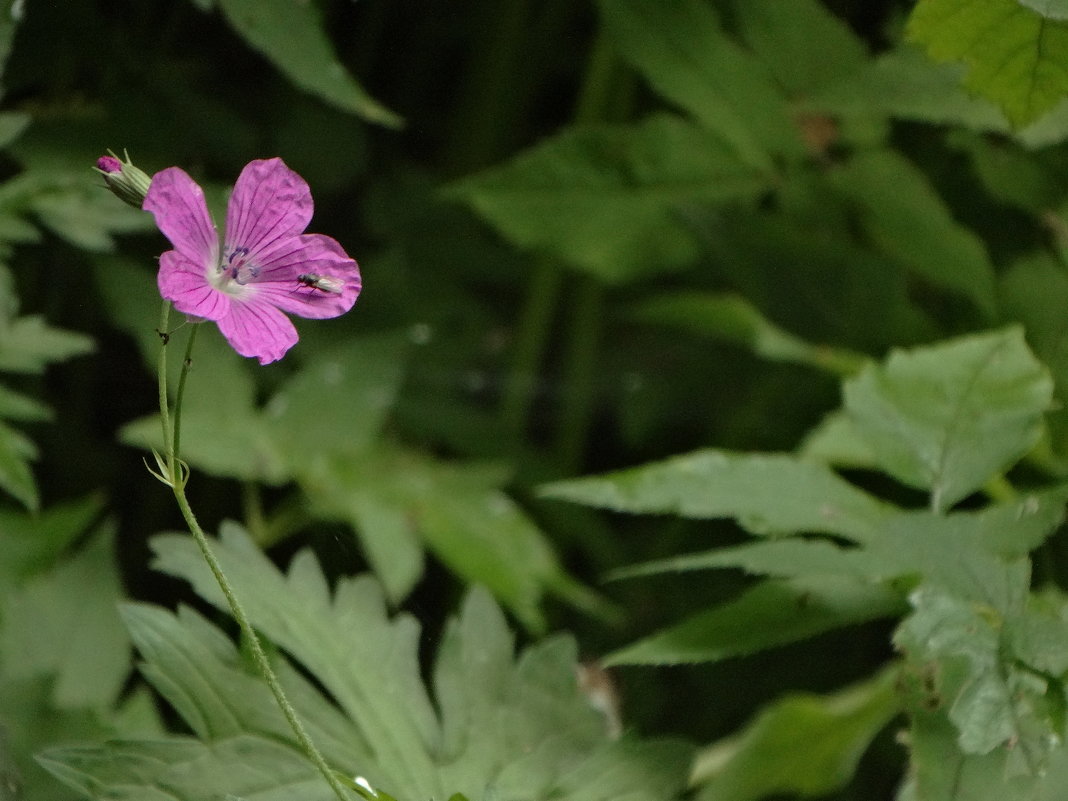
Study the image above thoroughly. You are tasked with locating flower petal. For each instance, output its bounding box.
[157,251,230,321]
[225,158,312,264]
[216,298,299,365]
[143,167,219,266]
[250,234,361,319]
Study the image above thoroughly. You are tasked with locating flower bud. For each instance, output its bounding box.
[95,150,152,208]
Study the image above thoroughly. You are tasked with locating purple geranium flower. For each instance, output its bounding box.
[142,157,361,364]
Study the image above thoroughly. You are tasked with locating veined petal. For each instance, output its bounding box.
[143,167,219,267]
[216,298,299,365]
[225,158,312,264]
[157,251,230,321]
[250,234,361,319]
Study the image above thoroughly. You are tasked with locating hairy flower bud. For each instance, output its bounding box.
[95,150,152,208]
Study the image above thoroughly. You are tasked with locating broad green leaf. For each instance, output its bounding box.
[691,667,900,801]
[605,576,905,665]
[730,0,869,97]
[597,0,800,170]
[0,529,129,709]
[449,114,768,283]
[41,527,693,801]
[895,582,1062,766]
[0,382,50,421]
[700,209,934,351]
[264,332,409,473]
[797,411,878,469]
[217,0,402,128]
[1019,0,1068,18]
[540,449,894,543]
[812,46,1009,131]
[0,315,94,373]
[0,420,35,510]
[908,0,1068,127]
[310,443,602,630]
[999,254,1068,460]
[827,150,998,318]
[843,328,1052,511]
[629,292,866,376]
[0,493,104,584]
[0,112,29,149]
[612,489,1067,603]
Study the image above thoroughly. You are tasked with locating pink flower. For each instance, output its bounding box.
[97,155,123,173]
[142,157,361,364]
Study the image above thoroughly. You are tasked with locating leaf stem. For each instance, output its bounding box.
[154,303,351,801]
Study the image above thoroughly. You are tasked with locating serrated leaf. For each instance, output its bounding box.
[597,0,800,169]
[843,328,1052,512]
[540,449,894,543]
[449,114,767,283]
[827,150,998,317]
[605,576,905,666]
[629,292,865,375]
[218,0,401,128]
[691,667,900,801]
[42,527,692,801]
[729,0,869,97]
[908,0,1068,127]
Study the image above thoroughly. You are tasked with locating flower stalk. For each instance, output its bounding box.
[154,303,351,801]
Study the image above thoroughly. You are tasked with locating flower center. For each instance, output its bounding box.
[214,245,260,293]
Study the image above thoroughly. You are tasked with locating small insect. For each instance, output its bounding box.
[296,273,345,294]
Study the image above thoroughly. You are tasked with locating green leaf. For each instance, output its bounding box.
[812,45,1010,132]
[0,382,51,421]
[629,292,866,375]
[217,0,402,128]
[605,576,905,665]
[999,254,1068,461]
[1019,0,1068,18]
[43,527,692,801]
[597,0,800,170]
[0,529,129,709]
[729,0,869,97]
[311,443,601,630]
[0,419,36,510]
[0,112,29,150]
[843,327,1052,511]
[895,582,1062,765]
[907,0,1068,127]
[540,449,894,543]
[827,149,998,318]
[449,114,768,283]
[0,315,94,373]
[0,493,104,584]
[691,667,901,801]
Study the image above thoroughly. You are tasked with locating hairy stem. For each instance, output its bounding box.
[155,305,350,801]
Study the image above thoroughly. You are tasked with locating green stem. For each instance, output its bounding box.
[156,302,172,453]
[155,304,350,801]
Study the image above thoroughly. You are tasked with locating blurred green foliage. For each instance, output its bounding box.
[6,0,1068,799]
